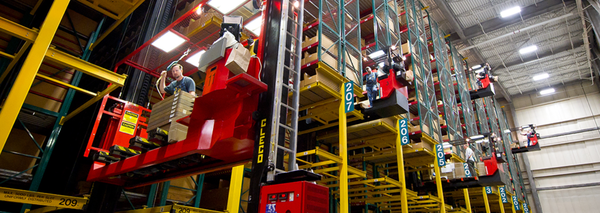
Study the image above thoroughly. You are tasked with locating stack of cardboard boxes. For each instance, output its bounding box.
[147,92,195,143]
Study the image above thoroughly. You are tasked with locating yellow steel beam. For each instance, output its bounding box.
[0,51,15,59]
[25,206,64,213]
[30,0,45,15]
[0,41,32,84]
[90,0,146,50]
[226,165,244,213]
[0,187,87,210]
[298,160,336,169]
[35,73,97,96]
[338,83,349,213]
[482,187,491,213]
[0,0,69,154]
[115,205,172,213]
[464,188,472,213]
[75,0,119,19]
[173,203,224,213]
[434,154,446,213]
[395,118,409,213]
[45,47,126,86]
[499,193,506,213]
[60,84,119,124]
[0,16,38,42]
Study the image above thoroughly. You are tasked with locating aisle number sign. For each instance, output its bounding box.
[399,118,409,145]
[485,186,493,194]
[436,144,445,167]
[463,163,472,177]
[523,203,530,213]
[513,195,521,211]
[499,186,508,203]
[344,82,354,113]
[0,187,87,209]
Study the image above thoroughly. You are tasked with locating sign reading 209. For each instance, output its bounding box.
[399,118,409,145]
[435,144,445,167]
[344,82,354,113]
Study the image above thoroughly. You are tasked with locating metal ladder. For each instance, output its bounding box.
[265,0,304,181]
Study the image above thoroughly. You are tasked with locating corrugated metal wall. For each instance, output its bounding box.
[512,81,600,213]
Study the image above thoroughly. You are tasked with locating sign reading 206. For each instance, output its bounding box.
[344,82,354,113]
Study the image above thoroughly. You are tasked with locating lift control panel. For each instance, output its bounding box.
[260,181,329,213]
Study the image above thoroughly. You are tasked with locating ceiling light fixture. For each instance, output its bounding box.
[501,6,521,18]
[532,73,549,81]
[151,31,187,53]
[293,0,299,8]
[504,129,511,133]
[207,0,246,14]
[244,17,262,36]
[471,64,482,69]
[185,50,206,68]
[519,45,538,54]
[540,88,555,95]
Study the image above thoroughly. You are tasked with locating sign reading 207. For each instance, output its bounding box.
[344,82,354,113]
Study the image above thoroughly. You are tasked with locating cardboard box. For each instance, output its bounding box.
[411,142,432,151]
[199,187,229,210]
[454,163,466,178]
[477,162,487,176]
[225,43,251,75]
[168,122,188,143]
[405,70,414,82]
[0,128,46,174]
[409,125,420,133]
[168,176,196,202]
[300,71,340,93]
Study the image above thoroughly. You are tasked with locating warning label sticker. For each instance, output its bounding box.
[123,110,139,124]
[119,121,136,135]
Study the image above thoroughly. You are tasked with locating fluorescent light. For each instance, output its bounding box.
[443,142,452,149]
[504,129,511,133]
[501,6,521,18]
[293,0,299,8]
[472,64,482,69]
[540,88,555,95]
[368,50,385,59]
[519,45,538,54]
[151,31,187,53]
[207,0,246,14]
[245,17,262,36]
[185,50,206,68]
[532,73,549,81]
[390,45,397,50]
[470,135,484,140]
[378,62,385,68]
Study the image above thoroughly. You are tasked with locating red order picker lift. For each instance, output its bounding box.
[469,63,497,100]
[85,0,326,212]
[423,133,511,191]
[362,47,412,118]
[511,124,541,153]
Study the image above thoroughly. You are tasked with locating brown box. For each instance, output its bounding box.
[454,162,466,178]
[168,176,196,202]
[225,43,251,75]
[477,162,487,176]
[411,142,432,151]
[168,122,188,143]
[300,71,340,93]
[0,128,46,174]
[199,187,230,210]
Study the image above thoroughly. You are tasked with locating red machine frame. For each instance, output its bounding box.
[259,181,329,213]
[84,95,151,157]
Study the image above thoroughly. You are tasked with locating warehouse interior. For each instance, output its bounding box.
[0,0,599,212]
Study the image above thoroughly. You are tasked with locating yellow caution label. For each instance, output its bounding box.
[140,137,149,143]
[119,121,136,135]
[118,146,126,151]
[0,187,87,210]
[123,111,139,124]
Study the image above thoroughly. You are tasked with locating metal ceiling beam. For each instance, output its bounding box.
[448,0,574,41]
[433,0,465,39]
